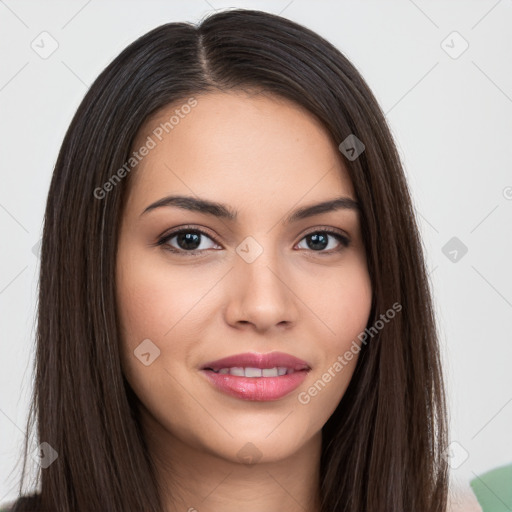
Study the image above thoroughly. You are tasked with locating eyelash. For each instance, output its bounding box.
[155,225,351,257]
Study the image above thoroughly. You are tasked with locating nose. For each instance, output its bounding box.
[224,245,299,333]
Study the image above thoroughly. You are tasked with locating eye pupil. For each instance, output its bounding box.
[307,233,328,251]
[177,232,201,250]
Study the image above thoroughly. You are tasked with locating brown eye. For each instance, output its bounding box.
[156,227,221,255]
[296,230,350,253]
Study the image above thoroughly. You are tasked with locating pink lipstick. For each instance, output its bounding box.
[199,351,310,401]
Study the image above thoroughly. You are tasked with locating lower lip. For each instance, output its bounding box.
[200,369,309,401]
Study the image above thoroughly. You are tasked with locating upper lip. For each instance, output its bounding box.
[201,351,311,372]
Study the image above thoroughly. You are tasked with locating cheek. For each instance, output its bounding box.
[294,256,372,419]
[116,249,212,348]
[115,247,223,402]
[115,250,196,423]
[307,254,372,346]
[115,246,177,382]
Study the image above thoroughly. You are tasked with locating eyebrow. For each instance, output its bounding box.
[139,194,359,223]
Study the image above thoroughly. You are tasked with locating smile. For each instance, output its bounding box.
[199,351,311,401]
[208,366,293,377]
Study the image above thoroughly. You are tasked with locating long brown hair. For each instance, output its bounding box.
[8,8,448,511]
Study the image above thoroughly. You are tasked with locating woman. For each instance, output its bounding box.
[5,8,451,511]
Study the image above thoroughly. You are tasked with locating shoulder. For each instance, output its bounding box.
[0,493,41,512]
[448,480,483,512]
[470,463,512,512]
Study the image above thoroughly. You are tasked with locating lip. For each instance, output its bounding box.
[200,351,311,372]
[199,351,311,401]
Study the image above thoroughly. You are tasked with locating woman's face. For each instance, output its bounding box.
[116,90,372,465]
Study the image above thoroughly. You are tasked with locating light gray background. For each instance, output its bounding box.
[1,0,511,504]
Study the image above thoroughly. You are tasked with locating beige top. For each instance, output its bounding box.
[448,481,483,512]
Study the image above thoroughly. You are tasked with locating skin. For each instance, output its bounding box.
[116,90,373,512]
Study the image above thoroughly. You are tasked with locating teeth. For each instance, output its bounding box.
[245,367,262,377]
[213,366,292,377]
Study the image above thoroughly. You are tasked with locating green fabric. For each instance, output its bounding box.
[471,463,512,512]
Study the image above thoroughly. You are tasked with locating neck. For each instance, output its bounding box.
[142,411,323,512]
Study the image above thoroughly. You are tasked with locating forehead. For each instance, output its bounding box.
[127,91,355,211]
